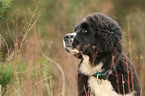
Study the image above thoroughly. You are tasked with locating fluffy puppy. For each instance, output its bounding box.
[63,13,141,96]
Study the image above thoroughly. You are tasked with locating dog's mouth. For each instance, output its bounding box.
[63,32,79,54]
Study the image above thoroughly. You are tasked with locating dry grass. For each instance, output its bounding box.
[0,0,145,96]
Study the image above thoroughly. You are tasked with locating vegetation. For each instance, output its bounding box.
[0,0,13,21]
[0,0,145,96]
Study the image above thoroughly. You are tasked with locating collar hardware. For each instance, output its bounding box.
[92,65,118,80]
[96,74,102,84]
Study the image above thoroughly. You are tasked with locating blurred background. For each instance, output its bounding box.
[0,0,145,96]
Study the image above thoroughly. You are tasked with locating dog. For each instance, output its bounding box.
[63,13,141,96]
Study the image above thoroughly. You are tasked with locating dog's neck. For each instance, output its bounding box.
[79,54,120,76]
[79,55,104,76]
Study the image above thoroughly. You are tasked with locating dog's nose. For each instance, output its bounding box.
[64,34,69,40]
[64,33,76,41]
[64,34,74,41]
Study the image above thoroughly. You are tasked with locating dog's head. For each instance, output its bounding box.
[63,13,122,59]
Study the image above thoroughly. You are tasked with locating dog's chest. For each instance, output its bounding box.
[88,76,118,96]
[79,55,135,96]
[79,55,118,95]
[88,77,135,96]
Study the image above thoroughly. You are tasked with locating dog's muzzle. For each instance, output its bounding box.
[63,32,79,53]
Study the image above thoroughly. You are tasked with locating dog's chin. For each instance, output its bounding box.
[63,40,79,54]
[65,47,82,58]
[65,47,79,54]
[63,40,82,58]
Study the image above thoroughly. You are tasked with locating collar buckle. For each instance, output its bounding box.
[93,64,118,80]
[96,74,102,84]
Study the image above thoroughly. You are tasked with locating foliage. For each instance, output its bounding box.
[0,63,14,88]
[0,0,13,21]
[0,52,14,95]
[0,52,53,95]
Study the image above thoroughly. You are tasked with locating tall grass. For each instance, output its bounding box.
[0,0,145,96]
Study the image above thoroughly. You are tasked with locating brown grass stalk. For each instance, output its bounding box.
[44,77,53,96]
[127,20,134,95]
[10,84,24,96]
[122,74,125,95]
[115,69,120,94]
[122,30,131,93]
[34,23,41,96]
[0,35,9,53]
[9,84,21,96]
[126,58,131,93]
[19,1,41,53]
[32,76,52,88]
[43,55,65,96]
[0,34,1,49]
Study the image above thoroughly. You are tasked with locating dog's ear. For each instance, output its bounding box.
[104,31,116,52]
[100,19,123,54]
[103,30,122,54]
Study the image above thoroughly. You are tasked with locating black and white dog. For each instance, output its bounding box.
[63,13,141,96]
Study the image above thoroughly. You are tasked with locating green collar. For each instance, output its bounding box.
[92,64,118,79]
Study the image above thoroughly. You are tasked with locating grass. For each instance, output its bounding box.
[0,0,145,96]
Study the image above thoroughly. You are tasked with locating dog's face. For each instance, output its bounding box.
[63,13,122,58]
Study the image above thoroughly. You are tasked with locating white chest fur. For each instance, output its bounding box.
[88,76,118,96]
[88,76,135,96]
[79,55,103,76]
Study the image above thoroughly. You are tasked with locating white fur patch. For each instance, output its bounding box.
[68,32,77,38]
[88,76,118,96]
[70,48,79,54]
[63,32,76,49]
[79,55,103,76]
[88,76,136,96]
[82,18,87,22]
[63,32,79,54]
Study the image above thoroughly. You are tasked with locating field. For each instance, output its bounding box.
[0,0,145,96]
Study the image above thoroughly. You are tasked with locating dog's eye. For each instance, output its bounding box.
[82,29,88,33]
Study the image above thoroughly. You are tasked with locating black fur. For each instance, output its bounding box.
[63,13,141,96]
